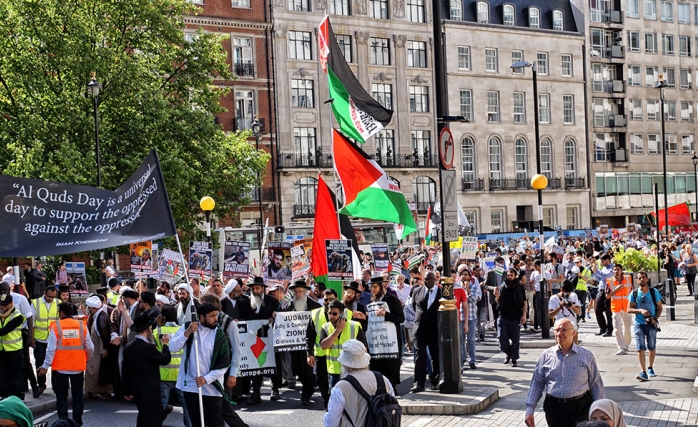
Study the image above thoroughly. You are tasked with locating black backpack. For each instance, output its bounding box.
[341,371,402,427]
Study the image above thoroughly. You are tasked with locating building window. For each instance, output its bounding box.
[294,177,318,215]
[666,134,678,153]
[375,129,395,163]
[564,139,576,178]
[682,135,695,153]
[294,128,317,165]
[512,50,524,74]
[679,3,690,23]
[541,138,552,179]
[647,99,660,120]
[485,48,498,72]
[529,7,540,28]
[627,0,639,17]
[590,0,608,22]
[450,0,461,19]
[291,79,314,108]
[288,31,312,60]
[289,0,310,10]
[335,34,353,63]
[539,93,550,123]
[409,86,429,112]
[543,208,554,228]
[563,95,574,124]
[566,206,578,229]
[680,36,690,56]
[648,134,660,154]
[663,34,675,55]
[628,31,640,52]
[661,0,673,22]
[460,90,472,121]
[233,37,254,76]
[477,1,489,23]
[369,0,389,19]
[645,33,657,53]
[513,92,525,123]
[458,46,471,70]
[645,66,657,86]
[503,4,515,25]
[407,41,427,68]
[561,54,572,76]
[487,91,499,122]
[681,69,692,88]
[407,0,425,22]
[371,83,393,110]
[645,0,656,19]
[515,138,528,179]
[536,52,548,75]
[553,10,563,30]
[488,137,502,179]
[630,133,644,154]
[235,90,255,129]
[681,101,693,122]
[411,133,432,165]
[630,99,642,120]
[628,65,641,86]
[462,137,476,183]
[369,37,390,65]
[464,211,477,234]
[328,0,350,14]
[661,67,674,86]
[666,100,677,121]
[491,210,503,233]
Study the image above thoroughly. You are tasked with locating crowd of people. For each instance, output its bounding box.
[0,230,692,427]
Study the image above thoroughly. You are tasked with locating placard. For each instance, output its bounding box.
[326,239,353,280]
[266,242,292,281]
[371,244,390,273]
[237,320,277,377]
[189,241,212,276]
[223,241,250,278]
[130,241,153,272]
[156,248,185,284]
[460,236,479,260]
[599,224,609,238]
[584,227,592,239]
[364,301,399,359]
[291,244,309,281]
[65,262,87,294]
[272,311,311,352]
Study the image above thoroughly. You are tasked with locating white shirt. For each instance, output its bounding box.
[10,291,33,328]
[395,284,412,304]
[31,296,56,343]
[2,273,16,285]
[169,324,227,396]
[105,266,116,277]
[427,286,437,308]
[530,270,551,292]
[548,292,580,328]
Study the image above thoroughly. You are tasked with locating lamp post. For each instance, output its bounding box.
[656,75,669,240]
[692,153,698,226]
[86,72,103,188]
[199,196,215,243]
[510,60,550,339]
[252,116,265,260]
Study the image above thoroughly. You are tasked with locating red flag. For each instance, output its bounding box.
[650,203,692,229]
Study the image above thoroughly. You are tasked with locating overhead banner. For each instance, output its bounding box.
[189,241,212,276]
[371,244,389,273]
[272,311,311,352]
[365,301,399,359]
[130,241,153,272]
[0,149,176,257]
[326,239,353,280]
[223,241,250,278]
[237,320,277,377]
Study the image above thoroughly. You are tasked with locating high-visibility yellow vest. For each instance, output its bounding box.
[0,310,25,352]
[322,319,361,375]
[155,325,182,382]
[32,298,59,341]
[107,292,119,306]
[576,268,592,292]
[310,307,353,357]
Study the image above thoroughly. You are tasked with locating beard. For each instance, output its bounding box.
[293,296,307,312]
[251,295,263,312]
[202,318,218,329]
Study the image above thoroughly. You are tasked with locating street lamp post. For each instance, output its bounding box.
[199,196,215,243]
[692,153,698,224]
[656,75,669,240]
[510,60,550,339]
[252,117,265,260]
[86,72,103,188]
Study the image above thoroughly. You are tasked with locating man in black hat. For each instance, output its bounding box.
[281,281,320,406]
[122,313,171,427]
[57,285,78,316]
[366,276,404,389]
[341,281,368,330]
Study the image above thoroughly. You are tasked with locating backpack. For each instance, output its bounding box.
[341,371,402,427]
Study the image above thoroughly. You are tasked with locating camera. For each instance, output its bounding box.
[561,298,573,308]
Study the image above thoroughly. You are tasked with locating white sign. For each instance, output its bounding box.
[272,311,311,352]
[365,302,400,359]
[237,320,277,377]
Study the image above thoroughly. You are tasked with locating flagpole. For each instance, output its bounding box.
[326,99,342,237]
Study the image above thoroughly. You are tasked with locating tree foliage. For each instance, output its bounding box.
[0,0,269,247]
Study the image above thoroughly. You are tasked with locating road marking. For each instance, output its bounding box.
[238,409,295,415]
[115,410,139,414]
[34,410,91,423]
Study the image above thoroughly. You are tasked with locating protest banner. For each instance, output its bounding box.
[223,241,250,278]
[326,239,353,280]
[156,248,185,284]
[599,224,609,238]
[272,311,311,352]
[266,242,292,281]
[371,244,389,273]
[189,241,212,276]
[237,320,277,377]
[0,149,176,257]
[365,301,399,359]
[460,236,479,260]
[65,262,87,294]
[291,244,309,281]
[585,227,593,239]
[130,241,153,272]
[555,225,563,238]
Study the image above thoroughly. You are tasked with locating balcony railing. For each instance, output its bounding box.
[374,155,397,168]
[293,204,315,217]
[234,117,265,132]
[247,187,276,202]
[462,178,484,192]
[234,62,255,77]
[396,155,439,168]
[278,153,334,168]
[547,178,561,190]
[565,177,585,189]
[593,114,626,128]
[610,148,628,162]
[414,202,431,214]
[489,178,528,191]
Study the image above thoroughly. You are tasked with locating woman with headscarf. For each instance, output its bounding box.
[588,398,628,427]
[0,396,33,427]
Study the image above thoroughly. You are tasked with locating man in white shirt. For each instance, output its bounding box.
[548,280,581,341]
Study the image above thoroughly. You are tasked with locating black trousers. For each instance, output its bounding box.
[53,371,85,426]
[22,330,38,391]
[595,292,613,333]
[0,349,24,398]
[369,358,401,391]
[543,392,592,427]
[289,350,315,400]
[413,332,439,387]
[316,355,330,407]
[221,396,247,427]
[251,352,282,395]
[34,341,48,388]
[184,392,224,427]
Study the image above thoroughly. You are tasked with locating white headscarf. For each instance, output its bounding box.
[589,399,628,427]
[176,283,193,296]
[224,279,239,295]
[85,296,102,309]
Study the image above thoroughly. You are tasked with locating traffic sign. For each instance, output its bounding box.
[439,128,455,170]
[440,169,458,242]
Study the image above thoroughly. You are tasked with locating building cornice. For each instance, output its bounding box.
[184,16,272,31]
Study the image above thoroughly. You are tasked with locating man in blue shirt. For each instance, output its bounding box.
[628,272,663,382]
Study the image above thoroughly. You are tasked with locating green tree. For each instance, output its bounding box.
[0,0,269,247]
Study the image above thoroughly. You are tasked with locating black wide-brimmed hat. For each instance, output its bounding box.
[129,313,157,332]
[95,287,108,296]
[57,285,70,293]
[369,276,385,284]
[343,281,361,292]
[289,280,310,290]
[249,276,266,287]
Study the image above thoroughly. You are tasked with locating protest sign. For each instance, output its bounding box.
[585,227,593,239]
[189,241,212,276]
[599,224,609,238]
[459,236,478,260]
[156,248,185,284]
[130,241,153,272]
[449,236,463,250]
[326,239,353,280]
[291,244,309,281]
[371,244,390,273]
[65,262,87,294]
[0,149,176,257]
[365,302,399,359]
[555,225,563,237]
[237,320,276,377]
[223,241,250,278]
[272,311,311,352]
[266,242,292,281]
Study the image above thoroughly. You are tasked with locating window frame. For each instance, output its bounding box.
[529,7,540,28]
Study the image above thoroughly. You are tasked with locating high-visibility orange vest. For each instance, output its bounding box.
[51,318,87,371]
[607,275,632,313]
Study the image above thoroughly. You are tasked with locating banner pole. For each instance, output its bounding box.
[326,99,342,237]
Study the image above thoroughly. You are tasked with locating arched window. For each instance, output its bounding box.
[503,4,515,26]
[565,139,577,179]
[450,0,462,20]
[294,177,317,217]
[477,1,489,23]
[541,138,553,179]
[515,138,528,180]
[529,7,540,28]
[553,10,563,31]
[461,137,476,183]
[488,137,502,179]
[412,176,436,213]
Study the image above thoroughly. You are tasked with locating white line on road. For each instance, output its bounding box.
[115,410,139,414]
[34,410,91,423]
[238,409,295,415]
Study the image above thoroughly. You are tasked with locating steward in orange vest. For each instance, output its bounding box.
[38,302,94,426]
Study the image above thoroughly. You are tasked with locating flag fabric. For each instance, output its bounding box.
[424,204,432,246]
[389,261,401,276]
[407,254,422,270]
[318,17,393,143]
[457,201,470,227]
[332,129,417,237]
[650,202,692,229]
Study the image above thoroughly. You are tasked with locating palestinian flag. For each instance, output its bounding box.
[424,204,432,247]
[318,17,393,143]
[332,129,417,237]
[650,202,692,230]
[311,174,361,295]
